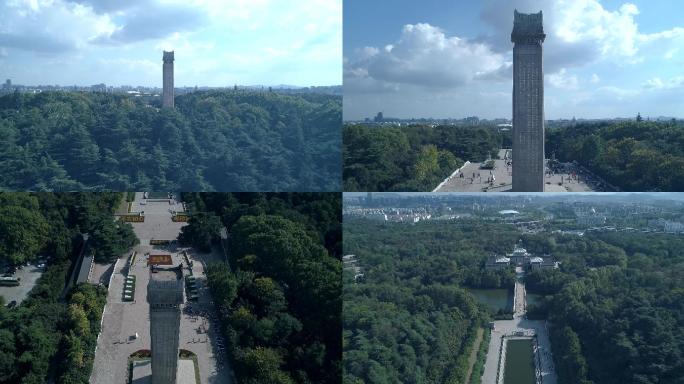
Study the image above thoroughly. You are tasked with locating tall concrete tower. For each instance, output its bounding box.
[148,267,184,384]
[162,51,175,108]
[511,10,545,192]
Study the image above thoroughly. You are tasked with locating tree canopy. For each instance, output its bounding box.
[343,218,521,384]
[0,90,341,191]
[344,217,684,384]
[520,230,684,384]
[547,120,684,191]
[343,124,504,191]
[184,193,342,384]
[178,211,223,252]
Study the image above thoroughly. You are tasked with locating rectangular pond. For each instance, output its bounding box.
[504,338,536,384]
[468,288,511,312]
[526,293,545,307]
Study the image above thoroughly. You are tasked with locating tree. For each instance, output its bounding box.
[198,193,342,384]
[237,346,294,384]
[0,205,49,265]
[178,212,222,252]
[89,218,138,262]
[206,263,238,308]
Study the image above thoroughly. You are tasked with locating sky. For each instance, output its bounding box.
[344,0,684,120]
[0,0,341,87]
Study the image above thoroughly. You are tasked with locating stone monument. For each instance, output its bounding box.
[511,10,545,192]
[148,266,184,384]
[162,51,175,108]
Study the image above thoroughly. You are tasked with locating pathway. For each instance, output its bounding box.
[480,268,557,384]
[464,327,485,384]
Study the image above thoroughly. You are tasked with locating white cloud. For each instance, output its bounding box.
[664,48,679,59]
[590,73,600,83]
[547,68,579,89]
[643,76,684,90]
[356,46,378,60]
[97,57,159,75]
[347,23,506,90]
[554,0,641,57]
[597,85,639,99]
[0,0,115,53]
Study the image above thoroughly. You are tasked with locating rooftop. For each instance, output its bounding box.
[150,268,182,282]
[511,10,545,41]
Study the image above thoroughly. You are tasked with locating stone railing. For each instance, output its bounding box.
[432,161,471,192]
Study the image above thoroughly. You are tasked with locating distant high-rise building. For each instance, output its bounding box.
[162,51,174,108]
[374,112,384,122]
[4,79,10,89]
[148,266,183,384]
[511,10,545,192]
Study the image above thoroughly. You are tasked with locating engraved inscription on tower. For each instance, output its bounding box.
[162,51,175,108]
[511,10,545,192]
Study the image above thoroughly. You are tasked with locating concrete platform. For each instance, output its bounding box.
[0,264,44,305]
[434,149,598,192]
[132,358,197,384]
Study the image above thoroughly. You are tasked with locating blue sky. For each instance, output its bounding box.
[344,0,684,120]
[0,0,341,87]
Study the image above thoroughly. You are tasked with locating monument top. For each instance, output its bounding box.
[163,51,174,62]
[511,10,545,43]
[148,266,183,305]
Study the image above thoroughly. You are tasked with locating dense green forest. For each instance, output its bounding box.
[343,124,504,191]
[343,219,519,384]
[0,193,129,384]
[344,217,684,384]
[520,231,684,384]
[547,120,684,191]
[180,193,342,384]
[0,90,341,191]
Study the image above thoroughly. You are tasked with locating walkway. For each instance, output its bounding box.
[481,268,557,384]
[464,328,485,384]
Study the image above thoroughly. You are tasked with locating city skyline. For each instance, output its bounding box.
[0,0,341,87]
[344,0,684,120]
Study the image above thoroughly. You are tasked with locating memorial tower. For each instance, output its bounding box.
[148,266,183,384]
[511,10,545,192]
[162,51,175,108]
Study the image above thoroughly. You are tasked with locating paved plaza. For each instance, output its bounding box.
[90,193,233,384]
[434,149,599,192]
[481,268,557,384]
